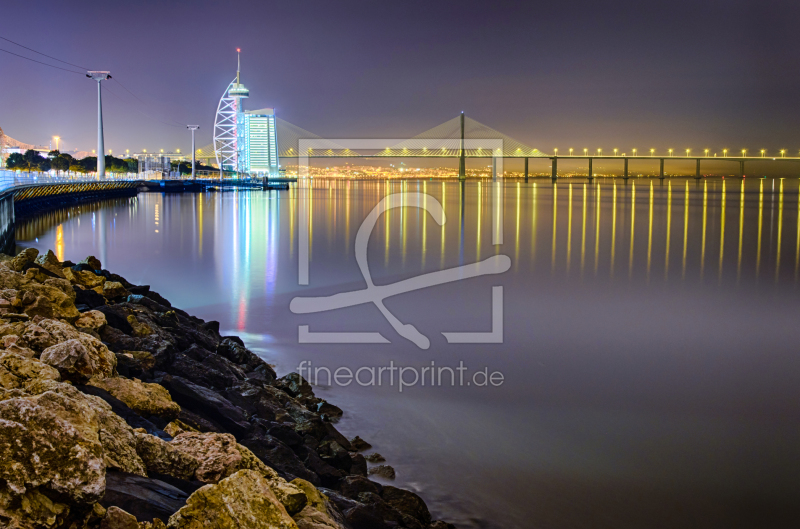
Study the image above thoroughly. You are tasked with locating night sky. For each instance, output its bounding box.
[2,0,800,157]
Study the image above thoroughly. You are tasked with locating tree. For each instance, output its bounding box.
[5,153,25,169]
[51,156,70,175]
[22,149,45,171]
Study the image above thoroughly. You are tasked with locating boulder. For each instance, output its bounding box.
[0,351,60,389]
[102,470,189,524]
[40,338,103,384]
[135,432,200,480]
[7,248,39,272]
[90,377,181,422]
[166,469,298,529]
[104,281,128,299]
[293,505,345,529]
[36,318,117,376]
[364,453,385,463]
[338,476,382,500]
[159,375,250,436]
[76,309,108,333]
[34,250,66,279]
[380,486,431,526]
[368,465,395,480]
[349,436,372,451]
[80,255,103,270]
[277,372,315,398]
[0,391,105,506]
[169,432,243,483]
[168,432,307,515]
[100,506,141,529]
[115,350,156,379]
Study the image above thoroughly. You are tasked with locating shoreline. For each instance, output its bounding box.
[0,247,455,529]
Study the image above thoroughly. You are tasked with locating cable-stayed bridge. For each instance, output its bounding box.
[196,114,547,161]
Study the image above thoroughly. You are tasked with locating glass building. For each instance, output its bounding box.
[236,108,279,177]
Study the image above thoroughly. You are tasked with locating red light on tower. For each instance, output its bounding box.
[237,48,241,52]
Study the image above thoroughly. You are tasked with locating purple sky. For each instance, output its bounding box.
[2,0,800,157]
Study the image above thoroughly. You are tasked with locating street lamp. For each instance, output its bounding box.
[760,149,765,157]
[554,148,558,156]
[742,149,747,157]
[614,148,618,156]
[53,136,60,151]
[704,149,709,157]
[780,149,786,158]
[584,148,588,155]
[569,148,573,156]
[686,149,690,157]
[668,149,673,156]
[650,148,654,156]
[597,148,602,155]
[632,148,637,156]
[723,149,728,157]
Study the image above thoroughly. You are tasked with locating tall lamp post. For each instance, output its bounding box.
[187,125,199,179]
[87,71,111,179]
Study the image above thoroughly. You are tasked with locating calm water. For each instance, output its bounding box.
[19,178,800,529]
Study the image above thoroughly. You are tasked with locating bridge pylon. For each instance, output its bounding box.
[458,112,466,181]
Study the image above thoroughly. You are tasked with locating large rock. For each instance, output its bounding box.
[102,470,189,524]
[166,469,298,529]
[135,432,200,480]
[90,377,181,422]
[104,281,128,299]
[7,248,39,273]
[34,250,66,279]
[159,375,250,436]
[22,378,147,476]
[169,432,307,515]
[75,309,108,333]
[380,486,431,526]
[100,506,140,529]
[36,318,117,377]
[40,339,105,384]
[0,351,60,389]
[0,391,105,507]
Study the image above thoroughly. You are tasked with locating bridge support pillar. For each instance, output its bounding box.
[458,112,466,181]
[551,157,557,182]
[695,159,701,180]
[587,158,593,183]
[524,158,528,182]
[623,157,629,183]
[739,160,745,178]
[659,158,665,183]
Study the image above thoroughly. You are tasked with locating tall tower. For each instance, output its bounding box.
[87,71,111,179]
[229,50,249,176]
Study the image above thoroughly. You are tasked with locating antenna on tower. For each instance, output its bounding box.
[236,48,241,84]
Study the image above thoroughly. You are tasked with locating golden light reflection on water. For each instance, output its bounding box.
[629,183,635,279]
[16,177,800,303]
[683,181,689,279]
[594,184,600,276]
[581,184,587,278]
[665,182,672,280]
[647,182,653,283]
[776,179,784,283]
[701,181,707,279]
[738,181,744,284]
[757,180,764,279]
[611,184,617,278]
[567,184,573,276]
[552,184,558,273]
[719,180,726,283]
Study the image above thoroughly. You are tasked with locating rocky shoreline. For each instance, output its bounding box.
[0,247,456,529]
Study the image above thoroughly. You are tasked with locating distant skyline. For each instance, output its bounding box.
[2,0,799,158]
